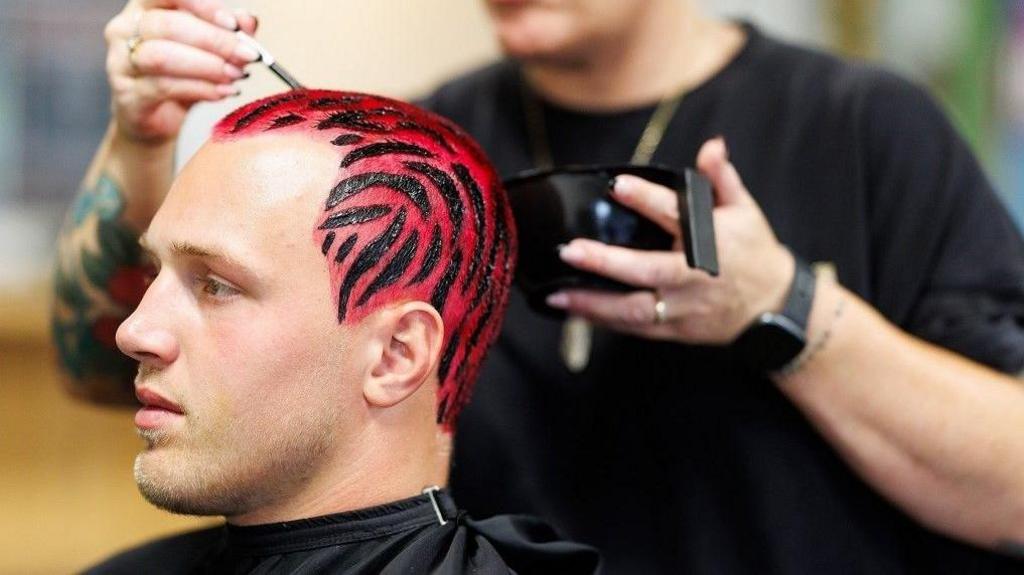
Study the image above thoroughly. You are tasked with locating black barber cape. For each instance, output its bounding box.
[422,23,1024,575]
[83,490,598,574]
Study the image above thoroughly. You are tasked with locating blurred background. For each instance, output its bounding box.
[0,0,1020,572]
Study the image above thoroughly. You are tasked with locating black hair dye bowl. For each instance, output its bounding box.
[503,164,681,315]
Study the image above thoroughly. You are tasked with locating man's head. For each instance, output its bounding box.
[116,90,515,520]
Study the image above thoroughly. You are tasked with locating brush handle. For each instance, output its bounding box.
[235,31,304,90]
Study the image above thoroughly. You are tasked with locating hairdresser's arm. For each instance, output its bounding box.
[52,0,256,403]
[549,138,1024,552]
[777,274,1024,554]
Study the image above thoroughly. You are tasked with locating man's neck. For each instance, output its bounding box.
[523,6,744,111]
[228,422,451,526]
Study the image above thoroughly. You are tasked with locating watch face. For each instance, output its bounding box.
[738,314,806,371]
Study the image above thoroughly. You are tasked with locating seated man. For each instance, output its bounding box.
[84,90,597,574]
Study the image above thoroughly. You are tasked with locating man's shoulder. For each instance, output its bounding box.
[82,525,224,575]
[461,513,600,574]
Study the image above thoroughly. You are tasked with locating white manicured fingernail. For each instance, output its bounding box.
[216,84,238,96]
[614,175,638,196]
[558,243,584,264]
[224,63,244,79]
[546,292,569,308]
[234,42,260,63]
[233,8,258,31]
[713,135,729,159]
[214,9,239,31]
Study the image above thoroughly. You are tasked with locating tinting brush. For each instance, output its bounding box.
[236,31,304,90]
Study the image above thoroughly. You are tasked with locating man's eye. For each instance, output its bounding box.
[199,277,239,299]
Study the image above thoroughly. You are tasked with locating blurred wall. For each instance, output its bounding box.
[0,1,1021,573]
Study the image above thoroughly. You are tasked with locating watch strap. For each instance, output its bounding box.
[782,254,816,333]
[730,251,817,373]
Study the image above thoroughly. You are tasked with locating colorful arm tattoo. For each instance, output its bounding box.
[52,173,146,403]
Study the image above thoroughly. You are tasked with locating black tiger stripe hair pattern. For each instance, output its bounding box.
[213,90,517,430]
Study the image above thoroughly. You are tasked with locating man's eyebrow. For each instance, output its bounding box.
[170,240,222,259]
[175,241,262,284]
[168,240,255,274]
[138,235,259,281]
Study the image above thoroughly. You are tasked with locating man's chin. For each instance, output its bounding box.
[133,452,253,517]
[135,455,213,516]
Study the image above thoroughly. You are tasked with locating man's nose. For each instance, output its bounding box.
[115,274,180,368]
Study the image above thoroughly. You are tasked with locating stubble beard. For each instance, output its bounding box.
[133,406,336,518]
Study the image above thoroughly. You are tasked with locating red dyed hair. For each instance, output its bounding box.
[213,90,517,430]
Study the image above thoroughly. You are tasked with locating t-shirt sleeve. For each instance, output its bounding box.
[857,70,1024,373]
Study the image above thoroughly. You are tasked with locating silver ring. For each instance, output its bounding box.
[126,13,144,74]
[653,292,668,324]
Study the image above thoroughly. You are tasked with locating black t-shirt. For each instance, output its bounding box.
[420,24,1024,574]
[83,490,598,574]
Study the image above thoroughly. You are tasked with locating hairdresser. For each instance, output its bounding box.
[56,0,1024,573]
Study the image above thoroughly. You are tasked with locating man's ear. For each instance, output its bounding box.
[364,301,444,409]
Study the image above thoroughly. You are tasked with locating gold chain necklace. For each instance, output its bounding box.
[520,76,686,372]
[521,80,685,168]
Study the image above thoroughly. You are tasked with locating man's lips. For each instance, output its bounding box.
[489,0,536,8]
[136,387,184,413]
[135,387,184,430]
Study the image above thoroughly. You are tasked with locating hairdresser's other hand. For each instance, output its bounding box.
[104,0,259,145]
[546,137,795,345]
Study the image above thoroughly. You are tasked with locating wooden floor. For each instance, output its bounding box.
[0,289,213,574]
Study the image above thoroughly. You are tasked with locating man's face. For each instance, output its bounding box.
[116,135,366,518]
[483,0,654,64]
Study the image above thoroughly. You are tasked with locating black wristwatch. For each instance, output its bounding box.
[733,254,816,373]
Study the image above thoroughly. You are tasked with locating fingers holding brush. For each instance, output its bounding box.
[104,0,258,142]
[116,39,248,83]
[136,0,259,36]
[136,0,241,31]
[136,9,260,68]
[133,76,240,105]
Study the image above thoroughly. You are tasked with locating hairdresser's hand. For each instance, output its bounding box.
[104,0,259,145]
[546,138,795,345]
